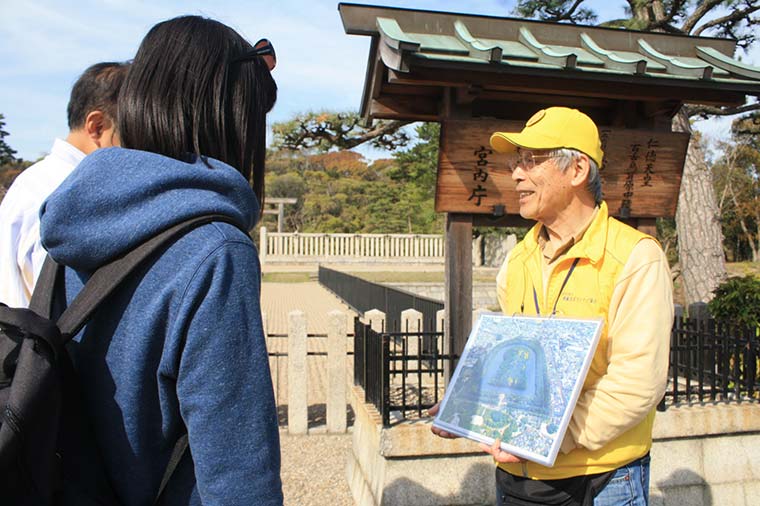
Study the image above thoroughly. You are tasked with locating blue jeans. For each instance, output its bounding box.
[594,454,650,506]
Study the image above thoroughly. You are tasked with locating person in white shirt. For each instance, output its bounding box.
[0,62,129,307]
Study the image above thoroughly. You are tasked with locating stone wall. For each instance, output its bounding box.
[650,404,760,505]
[348,392,760,506]
[347,386,496,506]
[387,283,498,311]
[472,234,517,268]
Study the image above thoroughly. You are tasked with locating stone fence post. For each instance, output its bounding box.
[259,226,267,261]
[401,308,423,359]
[688,301,710,321]
[327,310,347,433]
[472,308,489,329]
[364,309,386,333]
[288,310,308,435]
[401,308,423,333]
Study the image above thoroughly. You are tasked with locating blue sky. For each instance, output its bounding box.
[1,0,755,161]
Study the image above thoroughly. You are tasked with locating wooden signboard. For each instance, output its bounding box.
[435,120,690,218]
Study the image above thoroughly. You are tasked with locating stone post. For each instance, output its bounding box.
[472,308,489,331]
[472,234,484,267]
[288,310,308,435]
[689,302,710,321]
[401,308,423,359]
[327,310,347,433]
[259,226,267,261]
[401,308,423,333]
[364,309,386,333]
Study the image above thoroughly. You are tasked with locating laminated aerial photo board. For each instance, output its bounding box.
[433,314,603,467]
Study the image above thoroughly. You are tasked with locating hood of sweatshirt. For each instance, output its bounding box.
[40,147,259,271]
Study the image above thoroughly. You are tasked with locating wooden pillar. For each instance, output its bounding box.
[445,213,472,378]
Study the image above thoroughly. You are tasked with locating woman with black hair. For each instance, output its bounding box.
[39,16,282,505]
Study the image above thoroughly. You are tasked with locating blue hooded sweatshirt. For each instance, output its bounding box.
[39,147,283,506]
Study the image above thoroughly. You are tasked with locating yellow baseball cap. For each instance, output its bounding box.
[489,107,604,167]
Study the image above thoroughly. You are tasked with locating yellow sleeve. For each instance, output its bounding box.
[565,239,673,451]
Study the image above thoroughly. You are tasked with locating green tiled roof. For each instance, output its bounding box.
[339,3,760,121]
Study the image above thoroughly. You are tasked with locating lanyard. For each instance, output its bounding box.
[532,257,580,316]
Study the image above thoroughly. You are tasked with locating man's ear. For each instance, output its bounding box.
[569,154,591,189]
[83,110,113,148]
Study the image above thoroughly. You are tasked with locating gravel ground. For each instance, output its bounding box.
[280,429,354,506]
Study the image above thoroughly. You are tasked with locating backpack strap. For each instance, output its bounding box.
[55,214,246,341]
[155,433,189,504]
[29,253,64,318]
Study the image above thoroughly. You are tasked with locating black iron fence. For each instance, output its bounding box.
[354,317,457,425]
[354,313,760,426]
[319,265,444,329]
[661,315,759,406]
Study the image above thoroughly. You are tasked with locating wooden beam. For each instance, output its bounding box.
[369,95,440,121]
[471,89,615,109]
[396,64,748,107]
[381,82,442,96]
[445,213,472,377]
[387,67,745,111]
[359,36,382,119]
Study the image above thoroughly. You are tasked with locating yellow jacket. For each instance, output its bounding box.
[496,202,673,479]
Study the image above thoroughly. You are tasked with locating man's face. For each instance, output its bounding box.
[509,150,574,224]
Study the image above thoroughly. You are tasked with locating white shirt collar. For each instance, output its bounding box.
[50,138,86,167]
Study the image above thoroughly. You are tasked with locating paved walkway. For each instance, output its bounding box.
[261,281,357,336]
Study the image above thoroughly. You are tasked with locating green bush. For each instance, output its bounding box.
[708,276,760,327]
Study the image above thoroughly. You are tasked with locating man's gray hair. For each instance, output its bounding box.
[551,148,603,205]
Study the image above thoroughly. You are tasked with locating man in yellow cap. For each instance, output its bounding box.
[432,107,673,505]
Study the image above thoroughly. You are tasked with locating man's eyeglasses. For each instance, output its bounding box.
[504,149,555,173]
[233,38,276,71]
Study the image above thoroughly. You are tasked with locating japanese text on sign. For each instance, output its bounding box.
[619,142,641,218]
[469,146,492,206]
[642,138,658,187]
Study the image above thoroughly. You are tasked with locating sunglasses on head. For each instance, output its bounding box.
[232,38,276,71]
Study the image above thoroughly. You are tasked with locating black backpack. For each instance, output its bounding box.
[0,214,240,505]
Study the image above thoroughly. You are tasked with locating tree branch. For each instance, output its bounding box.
[343,120,411,149]
[692,4,760,37]
[648,0,685,30]
[552,0,585,22]
[681,0,725,34]
[683,102,760,119]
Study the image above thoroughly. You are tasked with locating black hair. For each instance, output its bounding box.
[67,62,130,130]
[117,15,277,202]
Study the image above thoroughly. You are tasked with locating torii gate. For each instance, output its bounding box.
[262,197,297,233]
